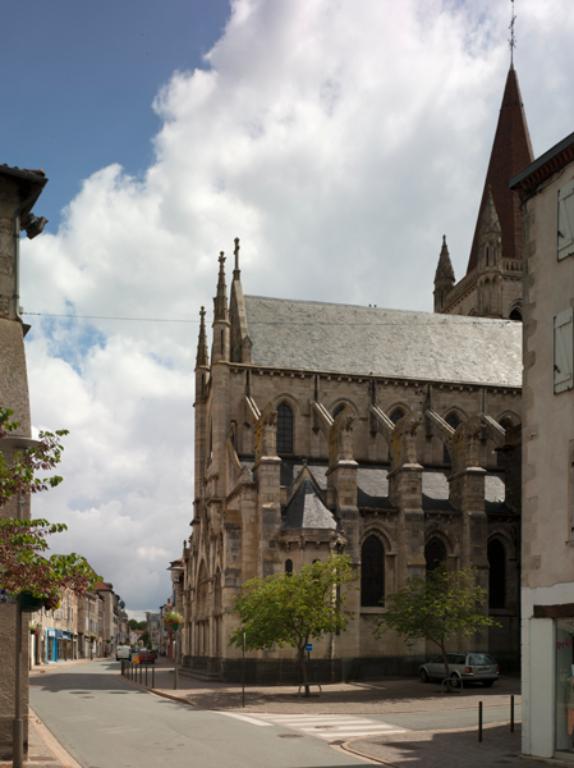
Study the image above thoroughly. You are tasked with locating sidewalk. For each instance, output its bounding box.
[0,709,80,768]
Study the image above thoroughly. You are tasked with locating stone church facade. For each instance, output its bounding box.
[178,65,530,682]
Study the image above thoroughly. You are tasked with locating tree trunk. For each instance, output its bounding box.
[298,647,310,697]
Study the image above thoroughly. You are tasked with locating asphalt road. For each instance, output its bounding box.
[29,661,368,768]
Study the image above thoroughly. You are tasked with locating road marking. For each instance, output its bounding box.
[216,711,274,726]
[232,713,408,742]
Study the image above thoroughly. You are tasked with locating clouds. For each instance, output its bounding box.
[18,0,574,610]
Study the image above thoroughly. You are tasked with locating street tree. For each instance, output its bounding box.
[0,407,100,606]
[230,555,355,696]
[376,567,498,686]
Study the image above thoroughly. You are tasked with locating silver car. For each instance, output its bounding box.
[419,652,499,687]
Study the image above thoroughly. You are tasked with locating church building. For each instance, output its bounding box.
[177,64,531,682]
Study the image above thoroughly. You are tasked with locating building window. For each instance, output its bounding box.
[361,535,385,607]
[554,308,574,393]
[332,403,346,419]
[443,412,461,465]
[509,307,522,321]
[277,402,294,454]
[285,559,293,576]
[425,537,447,572]
[488,539,506,609]
[389,407,405,424]
[558,180,574,261]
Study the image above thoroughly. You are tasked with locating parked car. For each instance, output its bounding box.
[419,652,499,687]
[115,644,131,661]
[131,648,157,664]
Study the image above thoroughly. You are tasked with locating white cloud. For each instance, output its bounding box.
[18,0,574,611]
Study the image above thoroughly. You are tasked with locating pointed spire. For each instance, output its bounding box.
[196,306,208,368]
[213,251,228,321]
[233,237,241,280]
[435,234,455,284]
[466,65,533,274]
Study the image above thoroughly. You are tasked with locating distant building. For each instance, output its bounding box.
[511,131,574,760]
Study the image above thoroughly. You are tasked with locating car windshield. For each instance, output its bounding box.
[468,653,495,666]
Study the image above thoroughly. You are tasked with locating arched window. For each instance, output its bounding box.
[285,559,293,576]
[277,402,294,455]
[389,407,405,424]
[509,307,522,321]
[361,535,385,607]
[425,537,447,573]
[332,403,346,419]
[488,539,506,609]
[443,412,461,465]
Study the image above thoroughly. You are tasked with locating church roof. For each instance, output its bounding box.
[244,296,522,388]
[466,67,533,273]
[282,470,337,530]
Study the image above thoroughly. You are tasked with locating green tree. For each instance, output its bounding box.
[376,567,498,686]
[230,555,355,696]
[0,407,100,606]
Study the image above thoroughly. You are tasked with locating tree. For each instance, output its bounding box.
[376,567,498,686]
[0,407,100,606]
[230,555,355,696]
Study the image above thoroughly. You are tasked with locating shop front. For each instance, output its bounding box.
[555,619,574,755]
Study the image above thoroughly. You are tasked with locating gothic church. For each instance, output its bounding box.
[176,64,532,681]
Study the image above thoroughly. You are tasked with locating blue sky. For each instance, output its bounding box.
[2,0,229,231]
[4,0,573,614]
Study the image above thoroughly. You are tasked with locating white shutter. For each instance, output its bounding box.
[554,308,574,393]
[558,180,574,261]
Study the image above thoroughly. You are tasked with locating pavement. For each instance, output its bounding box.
[1,658,564,767]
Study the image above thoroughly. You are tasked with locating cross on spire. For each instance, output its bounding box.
[509,0,517,67]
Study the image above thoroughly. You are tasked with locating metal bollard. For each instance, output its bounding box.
[145,665,148,687]
[510,694,515,733]
[478,701,483,742]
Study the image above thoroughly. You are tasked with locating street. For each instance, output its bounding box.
[29,661,369,767]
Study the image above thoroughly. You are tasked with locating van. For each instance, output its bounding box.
[116,644,131,661]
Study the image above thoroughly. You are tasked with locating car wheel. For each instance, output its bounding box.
[482,680,494,687]
[419,668,430,683]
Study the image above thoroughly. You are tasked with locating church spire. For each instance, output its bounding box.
[434,235,455,312]
[233,237,241,280]
[214,251,228,321]
[465,64,533,274]
[195,305,208,368]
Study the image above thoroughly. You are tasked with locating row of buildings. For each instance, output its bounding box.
[28,582,129,666]
[167,60,574,762]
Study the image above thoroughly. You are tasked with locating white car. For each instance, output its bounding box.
[116,645,131,661]
[419,652,499,687]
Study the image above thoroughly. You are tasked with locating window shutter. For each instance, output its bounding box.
[558,181,574,261]
[554,308,574,393]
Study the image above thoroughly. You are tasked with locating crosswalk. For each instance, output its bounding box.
[218,711,407,742]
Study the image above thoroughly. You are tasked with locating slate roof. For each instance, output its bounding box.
[282,475,337,530]
[466,67,533,273]
[244,296,522,388]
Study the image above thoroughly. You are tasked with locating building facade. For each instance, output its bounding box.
[511,132,574,759]
[0,163,47,759]
[176,66,530,683]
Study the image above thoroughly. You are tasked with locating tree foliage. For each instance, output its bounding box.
[230,555,355,695]
[0,407,100,607]
[376,567,498,681]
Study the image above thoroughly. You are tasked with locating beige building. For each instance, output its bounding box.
[511,132,574,759]
[0,163,47,759]
[179,66,529,683]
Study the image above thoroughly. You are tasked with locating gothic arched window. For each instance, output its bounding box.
[509,307,522,321]
[425,537,447,573]
[443,412,461,465]
[361,535,385,607]
[277,402,294,455]
[488,538,506,609]
[389,407,405,424]
[285,559,293,577]
[332,403,346,419]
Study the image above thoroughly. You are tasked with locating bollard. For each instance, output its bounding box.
[174,666,178,690]
[478,701,483,742]
[510,694,515,733]
[152,666,155,688]
[145,665,148,687]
